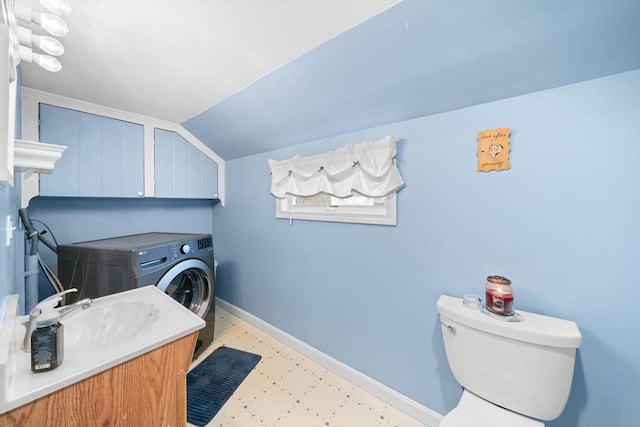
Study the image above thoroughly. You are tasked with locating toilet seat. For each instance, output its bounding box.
[440,390,544,427]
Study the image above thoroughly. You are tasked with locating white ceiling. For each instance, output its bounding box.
[19,0,399,123]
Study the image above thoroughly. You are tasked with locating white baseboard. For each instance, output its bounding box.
[215,298,444,427]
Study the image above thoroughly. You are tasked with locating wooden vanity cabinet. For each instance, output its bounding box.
[0,332,197,427]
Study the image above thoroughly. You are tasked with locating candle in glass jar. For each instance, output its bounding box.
[485,275,514,316]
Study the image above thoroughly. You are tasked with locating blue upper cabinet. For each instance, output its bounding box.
[35,103,220,200]
[154,128,217,199]
[39,104,144,198]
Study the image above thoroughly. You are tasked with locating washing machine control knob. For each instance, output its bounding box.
[180,244,191,254]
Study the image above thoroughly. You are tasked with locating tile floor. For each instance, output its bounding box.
[188,305,429,427]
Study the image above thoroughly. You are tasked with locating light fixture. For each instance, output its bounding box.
[39,0,72,17]
[4,0,72,73]
[17,25,64,56]
[15,3,68,37]
[20,44,62,72]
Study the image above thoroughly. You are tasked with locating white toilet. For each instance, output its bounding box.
[437,295,582,427]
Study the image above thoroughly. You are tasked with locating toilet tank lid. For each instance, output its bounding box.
[437,295,582,348]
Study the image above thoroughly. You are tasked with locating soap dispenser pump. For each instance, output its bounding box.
[30,290,74,373]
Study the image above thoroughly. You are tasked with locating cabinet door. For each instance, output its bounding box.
[39,104,144,198]
[154,128,218,199]
[0,333,197,426]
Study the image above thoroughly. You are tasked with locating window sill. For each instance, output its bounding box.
[276,193,397,226]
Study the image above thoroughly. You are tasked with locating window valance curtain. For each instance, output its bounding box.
[268,135,405,199]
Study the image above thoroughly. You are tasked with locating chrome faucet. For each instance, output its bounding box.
[22,288,92,352]
[57,298,92,318]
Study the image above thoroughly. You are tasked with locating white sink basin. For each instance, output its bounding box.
[65,300,163,351]
[0,286,204,415]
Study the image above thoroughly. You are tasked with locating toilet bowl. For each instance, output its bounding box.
[439,390,543,427]
[436,295,582,426]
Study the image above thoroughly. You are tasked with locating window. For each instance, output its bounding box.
[269,136,404,226]
[276,191,397,225]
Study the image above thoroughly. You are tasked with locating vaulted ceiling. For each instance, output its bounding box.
[19,0,640,160]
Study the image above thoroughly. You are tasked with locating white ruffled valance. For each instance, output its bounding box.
[268,135,405,199]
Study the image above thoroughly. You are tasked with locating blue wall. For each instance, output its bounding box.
[0,181,20,300]
[212,70,640,426]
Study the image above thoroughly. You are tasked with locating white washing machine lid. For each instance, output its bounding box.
[440,391,544,427]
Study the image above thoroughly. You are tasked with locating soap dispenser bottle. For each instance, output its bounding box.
[30,295,65,373]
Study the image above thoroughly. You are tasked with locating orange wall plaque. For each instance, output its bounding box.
[477,128,511,172]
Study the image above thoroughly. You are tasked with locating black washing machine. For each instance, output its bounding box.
[57,232,215,358]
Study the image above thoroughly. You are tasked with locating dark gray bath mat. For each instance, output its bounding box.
[187,345,261,426]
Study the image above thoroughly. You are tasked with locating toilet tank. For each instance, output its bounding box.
[437,295,582,421]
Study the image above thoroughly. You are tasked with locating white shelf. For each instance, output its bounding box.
[13,139,66,176]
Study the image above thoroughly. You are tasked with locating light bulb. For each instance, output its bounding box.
[15,4,70,37]
[33,52,62,72]
[35,12,69,37]
[39,0,72,16]
[17,26,65,56]
[34,35,64,56]
[19,45,62,72]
